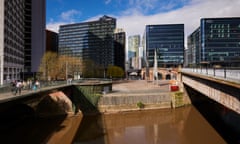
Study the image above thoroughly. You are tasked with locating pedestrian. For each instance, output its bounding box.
[11,80,16,94]
[15,80,22,95]
[27,79,32,90]
[35,80,40,90]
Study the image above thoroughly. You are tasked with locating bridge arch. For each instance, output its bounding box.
[35,91,74,116]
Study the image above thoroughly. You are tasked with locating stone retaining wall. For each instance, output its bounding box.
[97,93,172,112]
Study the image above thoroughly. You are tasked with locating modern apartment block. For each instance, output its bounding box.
[187,17,240,67]
[144,24,184,68]
[128,35,140,69]
[114,28,126,71]
[0,0,45,85]
[59,15,116,68]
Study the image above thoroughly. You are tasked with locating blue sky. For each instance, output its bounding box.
[46,0,189,23]
[47,0,240,39]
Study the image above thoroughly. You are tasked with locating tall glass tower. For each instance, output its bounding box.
[187,27,200,66]
[114,28,126,71]
[59,15,116,68]
[128,35,140,69]
[144,24,184,68]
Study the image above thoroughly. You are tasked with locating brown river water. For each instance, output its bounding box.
[0,105,226,144]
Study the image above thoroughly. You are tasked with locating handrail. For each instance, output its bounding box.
[181,68,240,84]
[0,78,112,94]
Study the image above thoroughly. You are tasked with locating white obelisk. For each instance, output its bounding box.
[153,49,158,84]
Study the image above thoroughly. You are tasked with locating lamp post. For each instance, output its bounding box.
[0,55,2,86]
[66,61,68,84]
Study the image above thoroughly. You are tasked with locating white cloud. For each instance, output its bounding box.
[46,9,81,33]
[60,9,81,21]
[116,0,240,47]
[47,0,240,45]
[46,21,67,33]
[105,0,111,4]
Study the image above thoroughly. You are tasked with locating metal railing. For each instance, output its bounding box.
[181,68,240,84]
[0,78,112,94]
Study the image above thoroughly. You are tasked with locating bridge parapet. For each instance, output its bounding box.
[181,72,240,114]
[182,68,240,84]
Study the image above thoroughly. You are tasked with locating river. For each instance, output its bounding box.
[1,105,226,143]
[73,106,226,144]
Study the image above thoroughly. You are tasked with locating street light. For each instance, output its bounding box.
[0,55,3,86]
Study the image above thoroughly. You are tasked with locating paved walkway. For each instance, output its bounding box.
[0,89,41,102]
[0,84,67,102]
[105,80,170,96]
[0,80,171,102]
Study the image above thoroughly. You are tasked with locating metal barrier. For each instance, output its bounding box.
[0,78,112,94]
[181,68,240,83]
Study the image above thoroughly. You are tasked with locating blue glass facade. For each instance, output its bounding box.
[145,24,184,67]
[200,18,240,67]
[187,27,200,66]
[59,16,116,67]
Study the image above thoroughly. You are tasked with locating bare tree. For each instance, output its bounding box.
[38,53,82,80]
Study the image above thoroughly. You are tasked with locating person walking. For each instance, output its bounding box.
[35,80,40,89]
[27,79,32,90]
[11,80,16,94]
[15,80,22,95]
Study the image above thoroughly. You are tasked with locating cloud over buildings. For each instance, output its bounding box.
[47,0,240,43]
[117,0,240,37]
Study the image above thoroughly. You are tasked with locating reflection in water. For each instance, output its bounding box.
[74,106,226,144]
[0,106,226,143]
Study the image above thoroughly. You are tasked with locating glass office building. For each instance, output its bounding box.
[46,30,58,53]
[187,27,200,66]
[59,15,116,68]
[128,35,140,69]
[200,18,240,67]
[144,24,184,67]
[114,28,126,71]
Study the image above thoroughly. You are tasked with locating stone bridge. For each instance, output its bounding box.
[180,70,240,136]
[141,67,178,80]
[0,82,112,122]
[181,71,240,114]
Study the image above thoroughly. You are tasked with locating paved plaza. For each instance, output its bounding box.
[106,80,170,96]
[0,80,171,102]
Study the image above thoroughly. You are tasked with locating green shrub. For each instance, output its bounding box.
[137,101,144,108]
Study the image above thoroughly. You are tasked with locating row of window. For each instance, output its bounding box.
[203,55,240,61]
[204,43,240,47]
[60,25,114,33]
[4,46,24,58]
[207,29,240,33]
[208,23,240,29]
[4,55,24,65]
[4,28,24,43]
[60,31,113,39]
